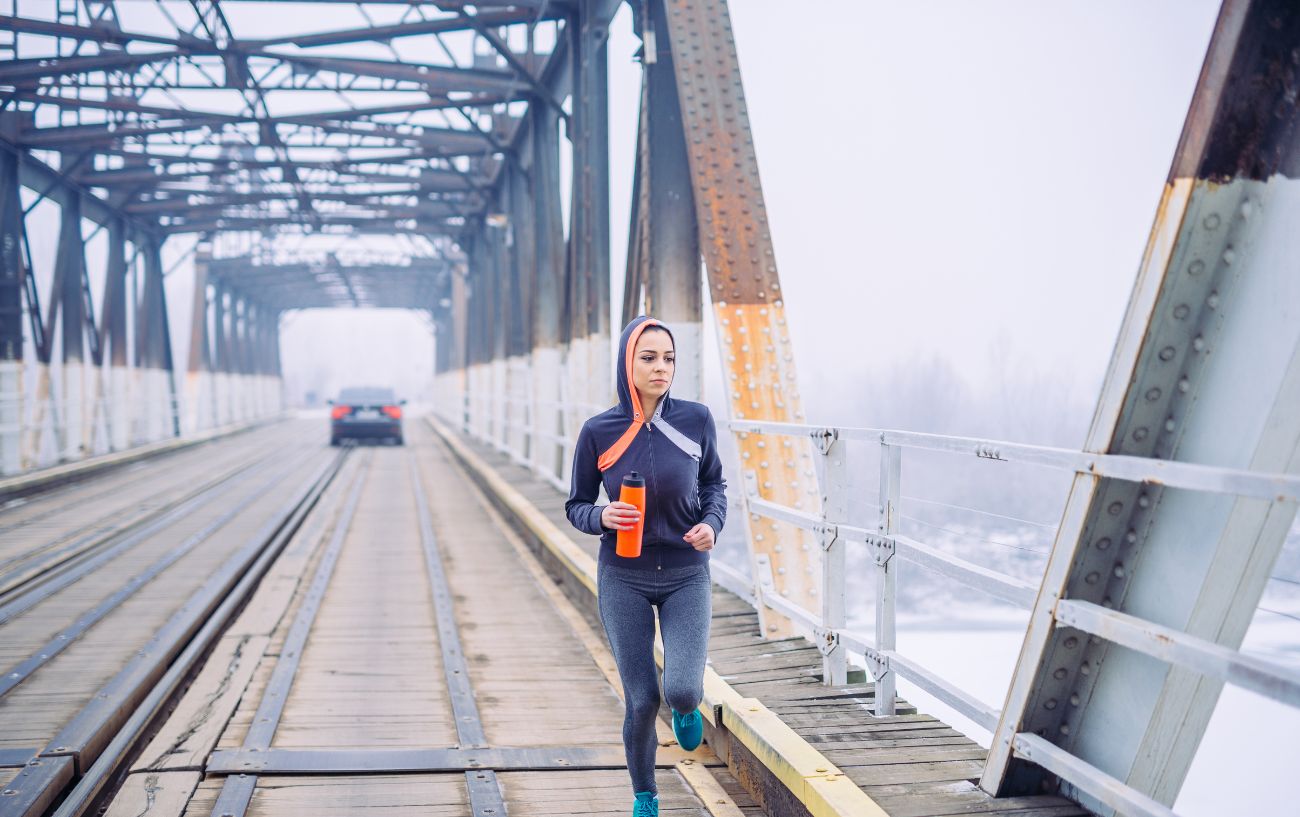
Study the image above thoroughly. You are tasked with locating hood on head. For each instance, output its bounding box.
[615,315,675,420]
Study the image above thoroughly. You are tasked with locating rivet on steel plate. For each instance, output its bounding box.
[1203,213,1221,230]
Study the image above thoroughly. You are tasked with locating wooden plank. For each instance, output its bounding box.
[131,634,269,772]
[844,760,987,787]
[103,771,201,817]
[183,775,469,817]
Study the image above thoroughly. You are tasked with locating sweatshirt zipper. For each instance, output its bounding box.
[647,423,662,570]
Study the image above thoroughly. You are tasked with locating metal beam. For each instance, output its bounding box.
[982,1,1300,809]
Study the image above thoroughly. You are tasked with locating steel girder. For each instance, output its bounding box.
[983,1,1300,810]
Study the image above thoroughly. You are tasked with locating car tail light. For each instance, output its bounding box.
[331,406,351,420]
[382,405,402,419]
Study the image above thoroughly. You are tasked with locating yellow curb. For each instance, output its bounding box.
[427,414,888,817]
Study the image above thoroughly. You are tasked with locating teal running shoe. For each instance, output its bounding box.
[633,790,659,816]
[672,707,703,751]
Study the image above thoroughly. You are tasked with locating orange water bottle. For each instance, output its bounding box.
[616,471,646,558]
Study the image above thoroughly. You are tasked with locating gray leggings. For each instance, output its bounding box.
[597,561,712,794]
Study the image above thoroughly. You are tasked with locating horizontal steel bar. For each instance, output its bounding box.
[746,494,1035,607]
[207,746,672,775]
[746,494,822,530]
[0,748,37,768]
[1054,599,1300,708]
[729,421,1300,502]
[1012,732,1176,817]
[892,535,1037,609]
[758,587,820,631]
[884,650,1000,733]
[710,560,756,607]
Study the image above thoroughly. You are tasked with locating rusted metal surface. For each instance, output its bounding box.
[660,0,820,635]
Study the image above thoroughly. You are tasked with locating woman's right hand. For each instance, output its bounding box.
[602,501,641,531]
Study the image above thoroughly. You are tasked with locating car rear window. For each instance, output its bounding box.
[338,387,397,404]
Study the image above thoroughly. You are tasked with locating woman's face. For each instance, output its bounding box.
[632,328,675,406]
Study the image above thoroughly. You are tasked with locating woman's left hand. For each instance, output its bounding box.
[683,523,715,551]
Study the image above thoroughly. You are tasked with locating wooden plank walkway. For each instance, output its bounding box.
[99,423,762,817]
[440,421,1091,817]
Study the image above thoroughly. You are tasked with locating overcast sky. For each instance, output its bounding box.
[275,1,1223,439]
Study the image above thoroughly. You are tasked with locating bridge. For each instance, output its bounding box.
[0,2,1297,816]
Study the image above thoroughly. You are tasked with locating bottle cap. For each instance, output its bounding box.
[622,471,645,488]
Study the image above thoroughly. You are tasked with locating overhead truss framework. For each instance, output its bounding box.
[0,0,569,242]
[0,0,609,472]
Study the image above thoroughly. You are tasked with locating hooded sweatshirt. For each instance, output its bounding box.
[565,316,728,571]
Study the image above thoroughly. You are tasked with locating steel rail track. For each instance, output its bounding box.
[0,425,279,538]
[0,430,311,605]
[0,446,352,817]
[0,438,314,622]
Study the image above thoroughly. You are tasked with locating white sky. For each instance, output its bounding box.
[273,0,1225,430]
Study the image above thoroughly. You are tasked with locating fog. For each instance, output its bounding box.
[15,2,1299,813]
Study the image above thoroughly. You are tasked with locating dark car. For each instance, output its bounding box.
[329,386,405,446]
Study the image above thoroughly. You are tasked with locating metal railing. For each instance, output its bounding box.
[730,418,1300,817]
[437,380,1300,817]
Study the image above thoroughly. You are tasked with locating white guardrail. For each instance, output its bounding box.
[438,381,1300,817]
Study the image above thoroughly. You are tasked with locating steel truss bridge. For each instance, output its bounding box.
[0,2,1297,817]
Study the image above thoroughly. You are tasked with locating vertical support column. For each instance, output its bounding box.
[136,236,176,440]
[211,281,229,428]
[508,160,536,467]
[186,246,213,434]
[267,307,283,414]
[643,0,702,399]
[532,102,567,485]
[571,1,614,417]
[451,265,470,430]
[56,193,87,460]
[0,149,23,474]
[660,0,820,637]
[488,201,506,452]
[104,219,129,449]
[232,295,249,423]
[815,429,847,686]
[874,442,900,716]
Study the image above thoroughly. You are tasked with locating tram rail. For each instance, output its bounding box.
[0,422,348,817]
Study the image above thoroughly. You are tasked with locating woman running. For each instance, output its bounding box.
[565,315,728,817]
